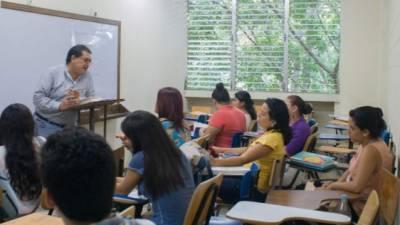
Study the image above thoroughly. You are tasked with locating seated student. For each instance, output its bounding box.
[231,90,257,131]
[212,98,292,201]
[284,95,312,156]
[41,128,136,225]
[202,83,246,148]
[156,87,190,147]
[116,111,195,225]
[321,106,393,216]
[0,104,42,215]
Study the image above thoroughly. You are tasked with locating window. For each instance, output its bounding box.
[186,0,340,94]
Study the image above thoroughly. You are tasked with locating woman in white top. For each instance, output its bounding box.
[231,91,257,131]
[0,104,42,215]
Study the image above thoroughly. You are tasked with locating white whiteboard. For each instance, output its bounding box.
[0,3,119,112]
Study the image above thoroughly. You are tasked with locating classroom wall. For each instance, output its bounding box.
[381,0,400,154]
[334,0,382,115]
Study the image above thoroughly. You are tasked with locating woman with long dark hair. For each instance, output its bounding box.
[116,111,194,225]
[0,104,42,215]
[156,87,190,147]
[212,98,291,201]
[232,90,257,131]
[322,106,393,216]
[284,95,313,156]
[203,83,246,147]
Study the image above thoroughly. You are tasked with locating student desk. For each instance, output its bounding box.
[319,133,353,148]
[2,213,63,225]
[266,190,358,210]
[316,146,356,155]
[325,124,349,135]
[226,201,351,225]
[325,124,349,131]
[328,119,349,127]
[211,166,250,176]
[113,189,149,218]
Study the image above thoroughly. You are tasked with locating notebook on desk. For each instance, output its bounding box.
[289,151,336,171]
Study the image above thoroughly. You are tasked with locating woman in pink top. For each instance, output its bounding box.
[202,83,246,148]
[322,106,393,216]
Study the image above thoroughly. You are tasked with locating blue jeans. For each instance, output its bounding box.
[34,114,63,138]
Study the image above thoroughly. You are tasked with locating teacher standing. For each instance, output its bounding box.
[33,44,95,137]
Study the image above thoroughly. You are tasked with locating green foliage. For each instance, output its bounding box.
[186,0,340,93]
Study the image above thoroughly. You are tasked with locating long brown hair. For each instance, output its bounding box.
[156,87,185,130]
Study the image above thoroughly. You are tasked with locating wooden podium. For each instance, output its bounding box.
[68,98,126,137]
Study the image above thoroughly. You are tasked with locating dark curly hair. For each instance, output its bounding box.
[0,103,41,201]
[265,98,292,145]
[349,106,386,139]
[41,128,116,222]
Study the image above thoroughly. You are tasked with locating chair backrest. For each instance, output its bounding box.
[197,115,209,124]
[113,146,125,177]
[183,173,223,225]
[377,168,400,225]
[268,156,286,189]
[0,177,18,218]
[307,118,317,127]
[119,205,136,218]
[303,133,318,152]
[380,129,391,146]
[357,190,379,225]
[231,132,244,148]
[310,123,319,134]
[239,163,260,200]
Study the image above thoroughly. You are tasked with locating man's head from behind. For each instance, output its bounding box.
[66,44,92,76]
[41,128,116,223]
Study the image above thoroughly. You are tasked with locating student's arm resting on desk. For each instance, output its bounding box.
[115,170,141,195]
[213,146,247,155]
[211,143,272,166]
[324,145,381,193]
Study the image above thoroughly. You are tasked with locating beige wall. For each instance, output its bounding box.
[334,0,382,114]
[381,0,400,155]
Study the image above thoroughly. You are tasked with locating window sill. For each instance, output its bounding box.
[184,90,340,103]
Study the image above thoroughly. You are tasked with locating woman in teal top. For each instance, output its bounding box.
[156,87,190,147]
